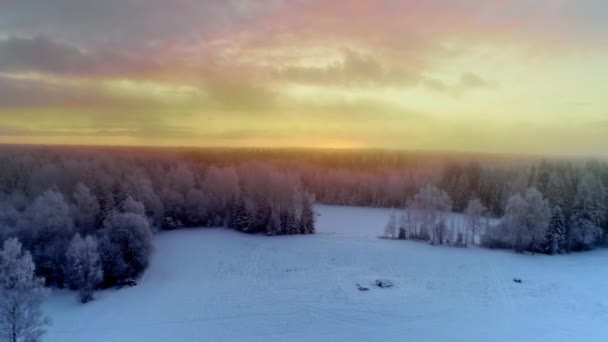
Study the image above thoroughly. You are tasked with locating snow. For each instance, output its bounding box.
[42,205,608,342]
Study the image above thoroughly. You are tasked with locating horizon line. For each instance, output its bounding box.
[0,142,606,161]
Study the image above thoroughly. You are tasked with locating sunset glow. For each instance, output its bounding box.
[0,0,607,154]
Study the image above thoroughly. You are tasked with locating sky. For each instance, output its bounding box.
[0,0,606,155]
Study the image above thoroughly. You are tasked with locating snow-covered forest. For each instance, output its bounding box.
[0,145,606,341]
[0,146,316,318]
[382,159,607,255]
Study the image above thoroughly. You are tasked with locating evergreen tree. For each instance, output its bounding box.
[571,173,606,250]
[545,206,566,255]
[230,199,250,232]
[398,212,407,239]
[251,205,271,234]
[279,210,297,235]
[287,211,299,235]
[546,172,565,209]
[398,227,406,240]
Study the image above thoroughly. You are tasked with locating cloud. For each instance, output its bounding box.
[275,49,420,88]
[459,72,494,89]
[0,35,159,77]
[423,72,496,95]
[423,78,450,93]
[0,74,170,109]
[199,69,279,113]
[0,35,98,75]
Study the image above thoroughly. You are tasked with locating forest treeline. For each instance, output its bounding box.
[0,146,606,305]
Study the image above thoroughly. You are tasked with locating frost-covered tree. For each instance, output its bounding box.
[28,164,62,197]
[121,171,164,226]
[65,234,103,303]
[19,189,74,286]
[410,185,453,245]
[72,183,100,234]
[502,188,551,253]
[158,165,195,228]
[202,166,240,226]
[571,173,606,250]
[159,188,185,229]
[452,174,471,212]
[98,212,153,286]
[299,193,315,234]
[503,193,528,252]
[464,198,486,246]
[384,211,397,239]
[545,206,566,255]
[185,189,206,226]
[524,188,552,254]
[0,238,50,342]
[545,172,565,209]
[0,200,20,241]
[122,196,146,216]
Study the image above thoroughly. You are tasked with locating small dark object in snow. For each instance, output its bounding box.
[375,279,394,288]
[356,284,370,291]
[513,278,522,284]
[118,279,138,288]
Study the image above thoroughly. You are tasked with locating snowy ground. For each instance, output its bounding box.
[43,205,608,342]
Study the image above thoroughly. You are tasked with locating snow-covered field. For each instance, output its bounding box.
[43,205,608,342]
